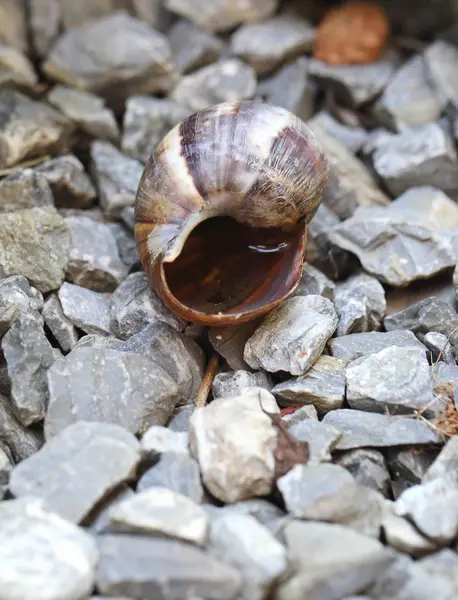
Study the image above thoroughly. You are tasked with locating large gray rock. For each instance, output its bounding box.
[244,296,338,376]
[423,436,458,484]
[0,169,53,213]
[10,421,140,523]
[42,293,78,352]
[424,331,456,365]
[169,19,223,74]
[0,393,43,462]
[328,330,426,363]
[0,207,70,293]
[334,273,386,336]
[0,497,98,600]
[307,110,369,154]
[45,346,180,438]
[58,282,111,335]
[288,418,342,463]
[423,41,458,107]
[0,275,43,338]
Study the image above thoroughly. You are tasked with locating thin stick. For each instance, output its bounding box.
[195,353,219,409]
[0,155,52,176]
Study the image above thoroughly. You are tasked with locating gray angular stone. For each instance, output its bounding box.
[0,446,12,488]
[106,222,139,271]
[231,14,314,75]
[208,513,288,600]
[0,393,43,462]
[307,110,369,153]
[244,296,338,376]
[140,425,189,459]
[423,436,458,484]
[189,389,279,503]
[323,409,441,450]
[90,140,143,217]
[47,84,119,143]
[42,293,78,352]
[137,452,204,504]
[28,0,61,57]
[0,275,43,338]
[308,50,400,107]
[288,418,342,463]
[0,169,53,213]
[330,187,458,286]
[0,0,28,53]
[121,95,190,163]
[419,549,458,588]
[59,282,111,335]
[209,318,261,371]
[334,273,386,336]
[386,446,439,486]
[212,369,273,399]
[164,0,277,32]
[382,512,438,557]
[282,404,318,424]
[0,207,70,293]
[66,215,127,292]
[308,128,389,221]
[213,499,285,526]
[373,124,458,199]
[43,12,177,101]
[424,41,458,107]
[169,19,223,74]
[35,154,97,209]
[171,59,257,113]
[168,403,194,432]
[0,497,98,600]
[10,421,140,523]
[109,486,209,545]
[2,311,57,426]
[0,89,73,169]
[89,486,135,535]
[329,330,426,363]
[337,449,391,498]
[374,54,441,130]
[96,534,242,598]
[45,345,180,438]
[291,262,335,300]
[424,331,456,365]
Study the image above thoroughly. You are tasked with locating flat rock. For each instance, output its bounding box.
[121,95,190,163]
[329,187,458,286]
[90,140,143,217]
[96,534,242,598]
[337,449,391,498]
[212,370,273,399]
[329,330,426,363]
[66,215,127,292]
[47,84,119,143]
[0,275,43,338]
[288,419,342,463]
[0,393,43,462]
[209,319,261,371]
[423,436,458,484]
[88,486,135,535]
[0,89,73,169]
[140,425,189,459]
[171,59,257,113]
[282,404,318,424]
[45,346,180,438]
[382,512,438,557]
[109,487,208,545]
[189,389,279,503]
[334,273,386,336]
[423,40,458,107]
[0,169,53,212]
[244,296,338,376]
[43,12,177,101]
[59,282,111,335]
[212,499,285,526]
[0,497,98,600]
[291,262,335,300]
[208,513,288,600]
[42,293,78,352]
[10,421,139,523]
[0,207,70,293]
[169,19,223,74]
[323,409,441,450]
[307,110,369,153]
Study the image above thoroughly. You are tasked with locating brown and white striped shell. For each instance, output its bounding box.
[135,101,329,326]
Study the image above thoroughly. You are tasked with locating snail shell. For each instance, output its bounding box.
[135,101,329,326]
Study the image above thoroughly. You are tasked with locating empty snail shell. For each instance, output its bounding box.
[134,101,329,326]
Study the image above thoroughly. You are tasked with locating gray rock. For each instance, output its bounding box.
[0,393,43,462]
[47,84,119,143]
[0,275,43,338]
[96,534,241,598]
[121,95,190,163]
[374,54,441,130]
[329,330,426,363]
[164,0,277,32]
[212,370,273,399]
[307,110,369,153]
[308,128,389,221]
[66,215,127,292]
[424,331,456,365]
[273,355,345,414]
[90,140,143,217]
[372,124,458,198]
[140,425,189,459]
[291,262,335,300]
[0,207,70,293]
[109,487,209,545]
[58,282,111,335]
[189,388,279,503]
[244,296,338,376]
[423,436,458,484]
[169,19,223,74]
[208,513,288,600]
[282,404,318,424]
[0,497,98,600]
[137,452,204,504]
[213,499,285,526]
[43,12,177,101]
[106,222,139,271]
[419,549,458,589]
[171,59,257,113]
[28,0,61,57]
[308,50,399,106]
[10,421,140,523]
[323,409,441,450]
[0,88,73,169]
[382,512,438,557]
[231,14,314,75]
[334,273,386,336]
[329,187,458,286]
[168,403,194,432]
[275,520,394,600]
[0,0,28,53]
[45,345,180,438]
[424,40,458,107]
[35,154,97,209]
[337,449,391,497]
[42,293,78,352]
[209,318,261,371]
[289,418,342,463]
[89,485,135,535]
[386,446,439,486]
[0,169,53,213]
[346,346,433,415]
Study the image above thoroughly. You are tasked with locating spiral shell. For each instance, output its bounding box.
[135,101,329,326]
